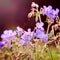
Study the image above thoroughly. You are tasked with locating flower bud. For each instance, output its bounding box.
[31,2,39,8]
[28,12,34,18]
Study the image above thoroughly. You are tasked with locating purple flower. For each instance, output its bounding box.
[39,34,48,42]
[47,8,59,19]
[1,30,16,48]
[1,30,16,40]
[20,40,28,46]
[42,5,52,15]
[16,26,24,37]
[36,22,44,30]
[42,5,59,19]
[35,29,44,38]
[0,41,4,49]
[20,28,34,46]
[35,22,45,38]
[35,22,48,42]
[26,28,34,41]
[20,33,28,46]
[35,30,48,42]
[43,34,48,42]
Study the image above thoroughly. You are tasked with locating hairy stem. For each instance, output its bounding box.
[39,14,41,22]
[47,23,51,34]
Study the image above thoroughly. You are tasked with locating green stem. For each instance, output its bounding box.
[35,7,41,22]
[39,14,41,22]
[47,23,51,34]
[48,47,53,60]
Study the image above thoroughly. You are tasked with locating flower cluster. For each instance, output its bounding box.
[0,2,60,49]
[0,22,48,48]
[0,41,4,49]
[20,28,34,46]
[28,2,39,18]
[35,22,48,42]
[42,5,59,19]
[1,30,16,48]
[16,26,24,37]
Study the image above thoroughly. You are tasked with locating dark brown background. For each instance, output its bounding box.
[0,0,60,39]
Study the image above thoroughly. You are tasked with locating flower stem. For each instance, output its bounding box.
[39,14,41,22]
[48,47,53,60]
[35,7,41,22]
[47,23,51,34]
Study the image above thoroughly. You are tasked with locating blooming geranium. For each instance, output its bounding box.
[25,28,34,41]
[35,22,45,38]
[39,33,48,42]
[42,5,52,15]
[49,9,59,19]
[16,26,24,37]
[20,28,34,46]
[42,5,59,19]
[43,34,48,42]
[35,22,48,42]
[1,30,16,48]
[35,29,48,42]
[20,33,28,46]
[0,41,4,49]
[36,22,44,31]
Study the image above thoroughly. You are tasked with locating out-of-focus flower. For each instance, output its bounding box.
[26,28,34,41]
[20,39,28,46]
[42,5,52,15]
[36,22,44,27]
[42,5,59,19]
[35,29,44,39]
[35,22,44,38]
[1,30,16,48]
[20,28,34,46]
[31,2,39,8]
[35,30,48,42]
[47,9,59,19]
[35,22,48,42]
[16,26,24,37]
[43,34,48,42]
[28,2,39,18]
[36,22,44,30]
[1,30,16,41]
[28,11,34,18]
[0,41,4,49]
[20,33,28,46]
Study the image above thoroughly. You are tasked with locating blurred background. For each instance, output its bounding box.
[0,0,60,39]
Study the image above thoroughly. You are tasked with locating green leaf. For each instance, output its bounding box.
[46,17,51,23]
[48,30,55,40]
[52,54,58,60]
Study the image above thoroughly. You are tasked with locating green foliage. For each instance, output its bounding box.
[0,38,60,60]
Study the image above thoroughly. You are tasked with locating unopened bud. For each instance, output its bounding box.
[31,2,39,8]
[28,12,34,18]
[31,2,36,7]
